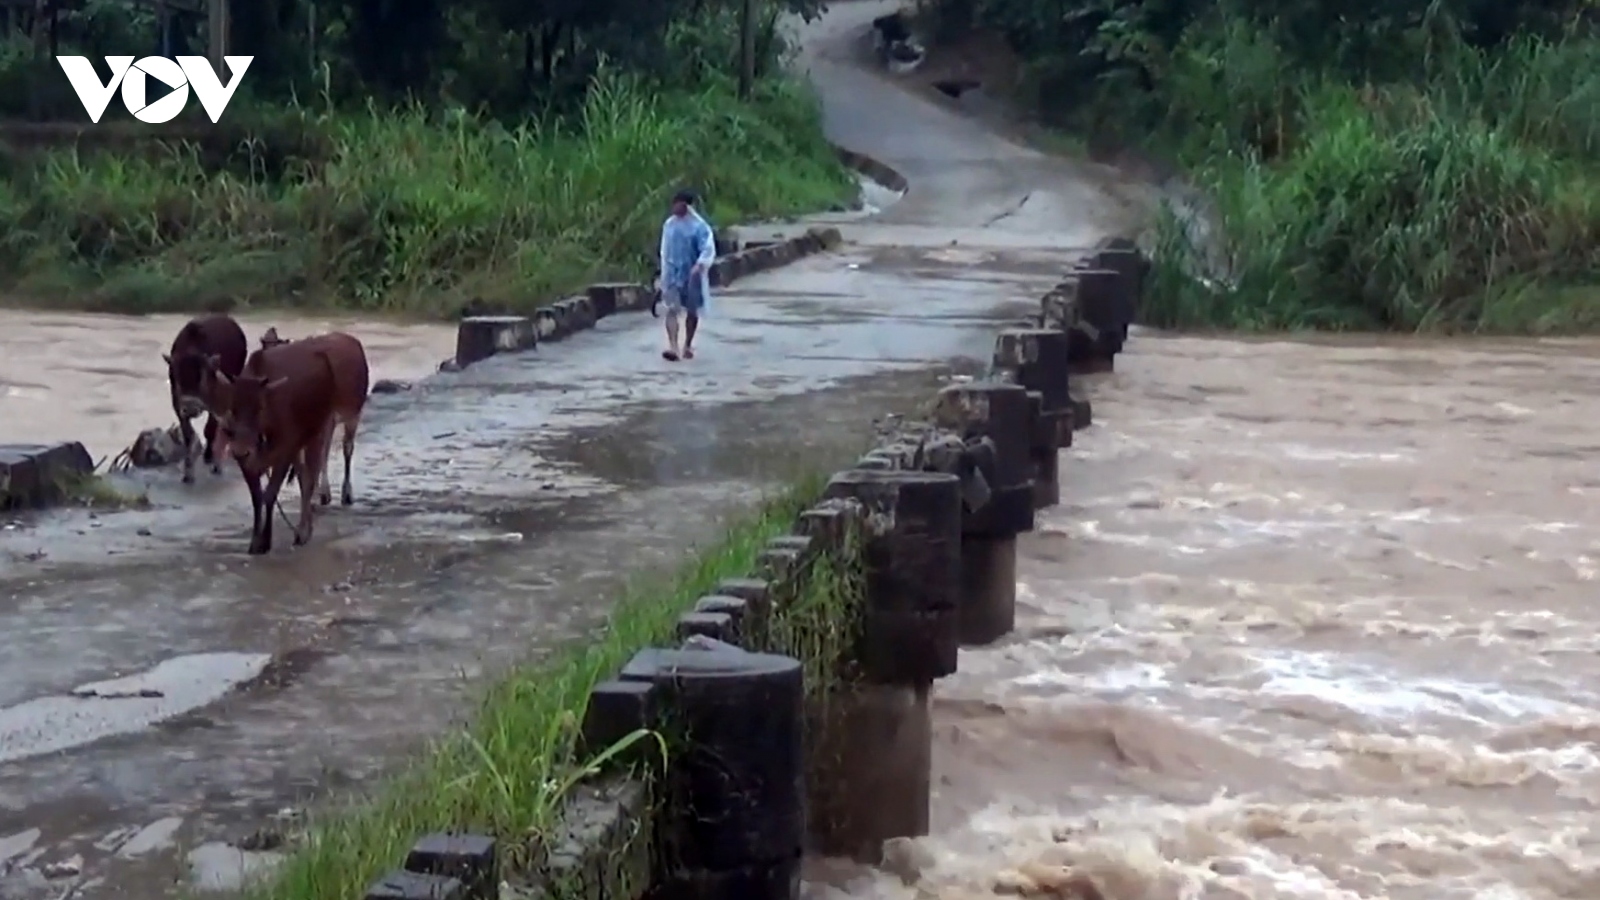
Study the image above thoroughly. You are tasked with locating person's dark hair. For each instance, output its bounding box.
[672,189,696,206]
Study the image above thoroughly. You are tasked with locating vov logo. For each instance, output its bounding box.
[57,56,253,124]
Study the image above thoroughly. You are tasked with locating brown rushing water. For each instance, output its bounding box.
[0,310,455,461]
[811,330,1600,900]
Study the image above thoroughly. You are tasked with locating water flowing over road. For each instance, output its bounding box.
[812,334,1600,900]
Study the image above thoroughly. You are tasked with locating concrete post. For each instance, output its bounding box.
[806,469,962,863]
[620,646,806,899]
[453,315,534,369]
[928,381,1034,644]
[993,328,1073,509]
[1066,266,1124,371]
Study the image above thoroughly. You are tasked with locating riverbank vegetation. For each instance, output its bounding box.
[918,0,1600,332]
[253,474,864,900]
[0,0,856,317]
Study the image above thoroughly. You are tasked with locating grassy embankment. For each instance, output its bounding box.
[932,5,1600,334]
[248,473,863,900]
[0,72,857,318]
[1126,23,1600,333]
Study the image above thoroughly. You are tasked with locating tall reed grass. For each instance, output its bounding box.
[1138,26,1600,333]
[0,71,855,316]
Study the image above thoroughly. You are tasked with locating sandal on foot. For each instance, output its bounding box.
[662,350,679,361]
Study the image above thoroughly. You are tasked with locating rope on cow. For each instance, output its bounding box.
[273,495,307,544]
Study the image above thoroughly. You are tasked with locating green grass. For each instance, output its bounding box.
[1094,23,1600,333]
[52,471,150,509]
[0,71,857,318]
[244,472,863,900]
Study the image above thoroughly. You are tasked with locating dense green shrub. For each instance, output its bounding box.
[0,71,854,316]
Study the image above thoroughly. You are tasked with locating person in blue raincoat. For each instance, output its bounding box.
[656,188,715,362]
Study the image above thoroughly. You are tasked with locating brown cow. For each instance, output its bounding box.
[162,315,247,484]
[214,332,369,555]
[241,327,330,498]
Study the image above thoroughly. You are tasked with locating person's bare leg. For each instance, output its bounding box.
[663,311,681,361]
[683,313,699,359]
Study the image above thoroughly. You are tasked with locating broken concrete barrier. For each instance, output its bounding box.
[454,315,536,369]
[823,469,960,685]
[586,283,651,316]
[621,647,804,899]
[0,441,95,510]
[993,327,1074,506]
[710,226,843,288]
[402,833,497,900]
[928,381,1035,646]
[452,223,844,370]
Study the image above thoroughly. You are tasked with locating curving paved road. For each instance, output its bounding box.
[0,4,1137,896]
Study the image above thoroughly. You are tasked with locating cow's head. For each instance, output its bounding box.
[164,351,222,418]
[215,372,288,474]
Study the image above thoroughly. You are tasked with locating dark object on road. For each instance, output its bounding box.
[162,314,247,485]
[371,379,412,395]
[872,11,910,43]
[259,326,290,349]
[127,426,183,468]
[0,441,94,510]
[216,332,370,555]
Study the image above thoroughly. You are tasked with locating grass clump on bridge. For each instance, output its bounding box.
[0,72,854,318]
[245,473,865,900]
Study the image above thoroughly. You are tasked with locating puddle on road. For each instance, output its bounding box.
[187,841,284,891]
[0,653,271,764]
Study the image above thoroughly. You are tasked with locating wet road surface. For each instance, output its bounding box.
[0,4,1138,889]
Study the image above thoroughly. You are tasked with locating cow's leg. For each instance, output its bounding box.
[296,430,333,545]
[176,405,197,484]
[317,419,335,507]
[202,414,223,475]
[252,464,293,555]
[340,412,362,507]
[240,463,265,550]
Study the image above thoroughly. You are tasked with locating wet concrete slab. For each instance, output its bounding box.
[0,653,272,764]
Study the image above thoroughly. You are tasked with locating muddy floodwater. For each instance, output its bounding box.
[0,310,456,460]
[807,331,1600,900]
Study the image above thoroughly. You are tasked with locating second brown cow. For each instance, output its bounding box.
[163,314,248,485]
[213,332,370,555]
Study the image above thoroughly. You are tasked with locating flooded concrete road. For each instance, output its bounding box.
[0,246,1078,897]
[0,0,1143,894]
[803,332,1600,900]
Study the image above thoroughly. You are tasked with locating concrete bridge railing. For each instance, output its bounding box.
[356,234,1148,900]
